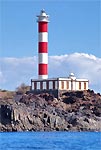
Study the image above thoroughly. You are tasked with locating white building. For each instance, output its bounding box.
[31,73,89,92]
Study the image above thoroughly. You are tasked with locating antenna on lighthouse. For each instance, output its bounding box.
[37,10,49,79]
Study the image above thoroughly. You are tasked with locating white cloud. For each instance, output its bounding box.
[0,53,101,93]
[0,71,6,85]
[0,57,37,90]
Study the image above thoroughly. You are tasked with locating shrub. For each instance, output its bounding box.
[16,83,30,94]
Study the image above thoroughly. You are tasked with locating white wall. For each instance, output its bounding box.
[58,80,71,90]
[43,82,46,89]
[59,81,61,89]
[37,82,40,89]
[81,82,84,90]
[76,81,89,90]
[69,81,71,90]
[32,82,34,90]
[55,81,58,89]
[49,81,53,89]
[85,82,88,90]
[31,79,89,91]
[76,82,79,90]
[72,81,76,90]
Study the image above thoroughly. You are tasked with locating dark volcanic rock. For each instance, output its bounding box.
[63,96,76,104]
[0,90,101,132]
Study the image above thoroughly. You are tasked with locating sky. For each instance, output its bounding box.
[0,0,101,92]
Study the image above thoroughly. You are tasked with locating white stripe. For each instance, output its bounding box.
[38,32,48,42]
[38,53,48,64]
[38,75,48,79]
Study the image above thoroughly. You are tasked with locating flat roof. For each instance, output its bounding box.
[31,77,89,82]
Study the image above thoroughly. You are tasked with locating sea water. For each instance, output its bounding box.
[0,132,101,150]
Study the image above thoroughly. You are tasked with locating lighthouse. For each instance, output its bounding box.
[31,10,89,98]
[37,9,49,79]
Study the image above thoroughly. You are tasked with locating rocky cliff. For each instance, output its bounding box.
[0,90,101,131]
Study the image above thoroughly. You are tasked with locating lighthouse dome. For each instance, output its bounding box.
[37,9,49,22]
[40,9,47,16]
[69,73,76,80]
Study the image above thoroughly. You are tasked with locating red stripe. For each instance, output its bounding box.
[39,64,48,75]
[38,22,48,32]
[38,42,48,53]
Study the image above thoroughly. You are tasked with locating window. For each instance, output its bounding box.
[61,81,64,89]
[37,82,40,89]
[66,81,69,89]
[55,81,58,89]
[43,82,46,89]
[79,82,81,90]
[84,82,86,90]
[49,81,53,89]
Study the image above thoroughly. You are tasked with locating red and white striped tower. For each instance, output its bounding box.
[37,9,49,79]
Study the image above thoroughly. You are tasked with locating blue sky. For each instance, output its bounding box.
[1,0,100,57]
[0,0,101,92]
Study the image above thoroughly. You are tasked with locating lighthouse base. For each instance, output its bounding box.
[28,89,59,98]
